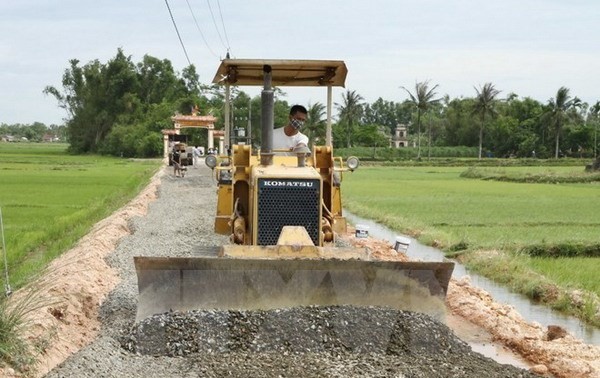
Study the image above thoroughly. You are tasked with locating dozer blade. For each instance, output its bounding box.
[134,256,454,321]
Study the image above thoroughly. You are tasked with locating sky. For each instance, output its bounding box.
[1,0,600,126]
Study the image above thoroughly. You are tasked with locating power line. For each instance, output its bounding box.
[185,0,219,58]
[215,0,231,50]
[165,0,192,66]
[205,0,228,52]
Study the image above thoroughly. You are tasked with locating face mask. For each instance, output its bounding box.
[290,118,304,130]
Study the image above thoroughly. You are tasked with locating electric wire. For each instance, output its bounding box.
[165,0,193,66]
[215,0,231,50]
[1,207,12,297]
[205,0,229,51]
[185,0,219,58]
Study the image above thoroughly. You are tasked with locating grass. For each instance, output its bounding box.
[527,257,600,294]
[342,165,600,325]
[0,292,36,371]
[0,143,161,288]
[461,166,600,183]
[0,281,56,373]
[0,142,161,372]
[343,166,600,247]
[459,250,600,325]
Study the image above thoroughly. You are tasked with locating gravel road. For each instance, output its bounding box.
[45,162,539,378]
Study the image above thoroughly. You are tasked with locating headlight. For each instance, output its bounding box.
[346,156,359,171]
[205,155,217,169]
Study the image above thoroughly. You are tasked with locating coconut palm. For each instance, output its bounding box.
[472,83,501,159]
[543,87,581,159]
[335,90,364,148]
[304,102,326,145]
[589,101,600,159]
[401,81,440,159]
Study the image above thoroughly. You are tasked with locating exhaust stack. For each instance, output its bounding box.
[260,65,274,166]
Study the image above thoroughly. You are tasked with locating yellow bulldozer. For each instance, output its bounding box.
[134,59,454,321]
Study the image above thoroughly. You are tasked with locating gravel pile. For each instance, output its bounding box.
[45,163,539,378]
[123,306,470,356]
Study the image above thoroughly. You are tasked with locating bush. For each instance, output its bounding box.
[99,124,162,158]
[0,286,47,373]
[136,133,162,158]
[335,146,479,161]
[460,167,600,183]
[448,240,469,252]
[521,243,600,258]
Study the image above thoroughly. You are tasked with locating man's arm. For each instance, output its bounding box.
[295,133,309,149]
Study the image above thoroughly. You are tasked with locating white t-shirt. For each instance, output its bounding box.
[272,127,308,151]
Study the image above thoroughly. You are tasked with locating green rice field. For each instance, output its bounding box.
[342,165,600,306]
[0,143,161,287]
[343,166,600,248]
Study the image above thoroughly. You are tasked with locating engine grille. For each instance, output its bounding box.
[257,178,320,246]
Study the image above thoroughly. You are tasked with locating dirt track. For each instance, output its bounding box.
[1,162,599,377]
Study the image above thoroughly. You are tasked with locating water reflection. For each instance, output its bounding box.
[345,211,600,345]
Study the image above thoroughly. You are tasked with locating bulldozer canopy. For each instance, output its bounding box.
[212,59,347,87]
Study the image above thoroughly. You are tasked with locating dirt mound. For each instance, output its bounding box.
[448,276,600,378]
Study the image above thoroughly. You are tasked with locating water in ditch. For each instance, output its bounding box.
[345,211,600,346]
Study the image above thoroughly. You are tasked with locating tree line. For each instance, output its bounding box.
[0,122,66,142]
[40,50,600,159]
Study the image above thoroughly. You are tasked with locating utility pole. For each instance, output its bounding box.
[595,122,597,159]
[248,98,252,146]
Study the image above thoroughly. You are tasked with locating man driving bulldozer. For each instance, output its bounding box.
[272,105,309,154]
[134,59,454,322]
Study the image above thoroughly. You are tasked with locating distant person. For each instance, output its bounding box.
[272,105,309,154]
[192,145,201,168]
[172,147,182,177]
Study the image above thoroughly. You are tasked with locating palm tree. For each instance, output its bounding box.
[401,81,440,159]
[589,101,600,159]
[304,102,326,145]
[543,87,580,159]
[425,107,443,160]
[335,90,364,148]
[472,83,501,159]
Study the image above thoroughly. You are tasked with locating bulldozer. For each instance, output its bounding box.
[134,59,454,321]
